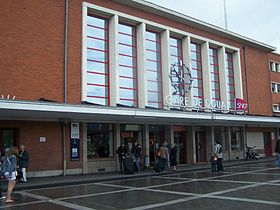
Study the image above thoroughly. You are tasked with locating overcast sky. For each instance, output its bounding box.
[146,0,280,53]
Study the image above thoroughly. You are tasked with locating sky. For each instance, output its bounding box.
[145,0,280,53]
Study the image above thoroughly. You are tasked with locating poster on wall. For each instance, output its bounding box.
[70,138,80,161]
[71,122,80,139]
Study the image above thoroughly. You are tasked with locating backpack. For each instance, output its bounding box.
[217,145,222,154]
[0,157,11,176]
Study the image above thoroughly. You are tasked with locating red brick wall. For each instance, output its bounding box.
[268,53,280,107]
[1,0,65,102]
[0,121,83,171]
[245,47,272,116]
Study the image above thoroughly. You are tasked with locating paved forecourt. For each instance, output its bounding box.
[0,161,280,210]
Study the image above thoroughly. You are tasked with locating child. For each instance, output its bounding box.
[210,153,218,172]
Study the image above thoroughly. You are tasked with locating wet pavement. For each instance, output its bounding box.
[0,160,279,209]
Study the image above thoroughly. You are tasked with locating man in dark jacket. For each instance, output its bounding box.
[275,140,280,167]
[19,145,29,182]
[117,144,127,173]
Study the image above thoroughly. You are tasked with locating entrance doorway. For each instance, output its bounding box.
[149,125,164,165]
[0,128,19,154]
[264,132,272,157]
[195,131,206,162]
[174,126,187,164]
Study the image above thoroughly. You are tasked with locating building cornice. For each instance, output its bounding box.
[113,0,276,52]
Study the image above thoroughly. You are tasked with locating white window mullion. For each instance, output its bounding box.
[218,46,228,110]
[137,23,147,108]
[161,29,171,109]
[109,14,119,106]
[201,42,211,109]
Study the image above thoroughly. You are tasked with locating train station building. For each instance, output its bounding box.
[1,0,280,177]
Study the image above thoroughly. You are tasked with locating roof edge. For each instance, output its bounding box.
[113,0,276,52]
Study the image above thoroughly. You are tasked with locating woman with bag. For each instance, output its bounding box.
[2,147,18,203]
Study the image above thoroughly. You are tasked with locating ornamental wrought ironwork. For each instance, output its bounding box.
[169,61,193,96]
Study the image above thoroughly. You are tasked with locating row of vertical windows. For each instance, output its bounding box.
[85,14,236,110]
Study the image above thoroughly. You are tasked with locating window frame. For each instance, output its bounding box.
[209,47,221,106]
[118,22,138,107]
[145,30,163,109]
[86,14,110,106]
[191,42,204,105]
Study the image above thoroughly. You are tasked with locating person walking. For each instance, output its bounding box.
[2,147,18,203]
[117,144,127,173]
[134,144,142,173]
[214,141,224,172]
[158,142,169,172]
[275,140,280,167]
[170,144,178,172]
[19,145,29,183]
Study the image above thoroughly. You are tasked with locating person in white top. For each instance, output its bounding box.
[214,141,224,172]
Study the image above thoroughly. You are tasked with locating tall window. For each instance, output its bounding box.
[169,37,184,101]
[145,31,162,108]
[209,48,220,107]
[191,43,204,105]
[86,15,109,105]
[226,53,235,110]
[118,24,138,107]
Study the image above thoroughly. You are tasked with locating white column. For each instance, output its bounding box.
[109,15,119,106]
[115,123,121,169]
[233,50,243,99]
[161,29,171,109]
[201,42,211,108]
[182,36,193,108]
[82,123,88,174]
[218,47,228,110]
[137,23,147,108]
[228,126,232,160]
[144,124,150,167]
[81,5,88,101]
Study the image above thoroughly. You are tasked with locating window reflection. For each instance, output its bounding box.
[226,53,235,110]
[146,31,162,109]
[118,23,137,107]
[209,48,220,106]
[191,43,204,106]
[86,15,109,105]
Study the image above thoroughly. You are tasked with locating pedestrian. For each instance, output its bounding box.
[170,144,178,172]
[134,144,142,172]
[0,151,6,200]
[117,144,127,173]
[19,145,29,183]
[210,153,218,172]
[158,142,169,172]
[275,140,280,167]
[214,141,224,172]
[2,147,18,204]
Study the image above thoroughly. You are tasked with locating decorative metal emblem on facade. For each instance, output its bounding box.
[169,61,193,96]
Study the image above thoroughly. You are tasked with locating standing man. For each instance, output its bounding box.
[214,141,224,172]
[275,140,280,167]
[117,144,127,173]
[19,145,29,183]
